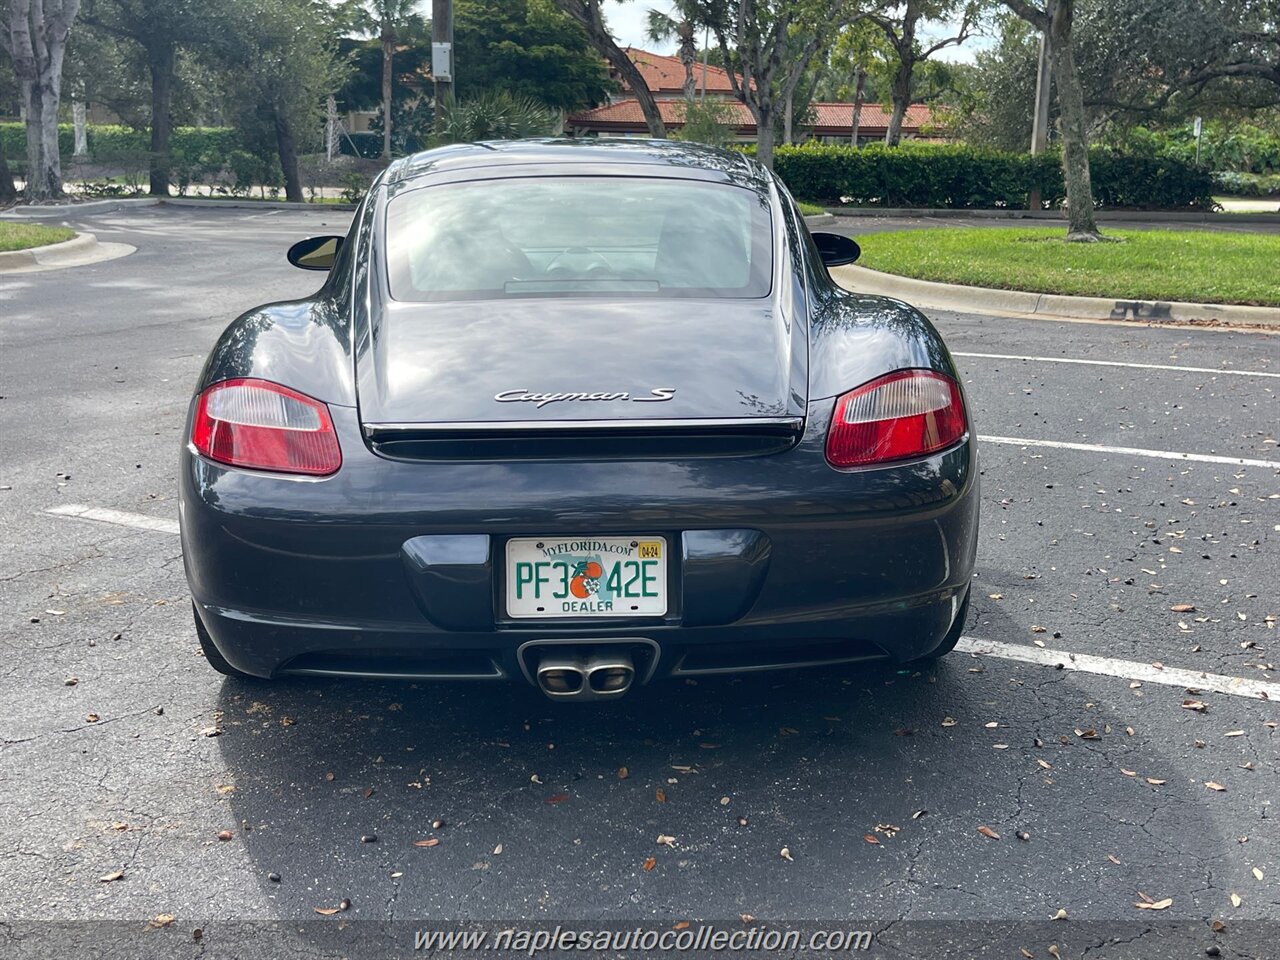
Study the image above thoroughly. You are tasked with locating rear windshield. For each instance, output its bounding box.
[384,176,772,302]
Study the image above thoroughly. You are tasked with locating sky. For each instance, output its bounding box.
[598,1,992,64]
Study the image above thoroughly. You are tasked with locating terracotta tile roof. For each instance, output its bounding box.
[619,48,738,95]
[567,98,933,136]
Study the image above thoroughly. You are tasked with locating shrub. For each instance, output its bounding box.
[1211,171,1280,198]
[671,98,740,149]
[338,131,384,160]
[756,142,1213,210]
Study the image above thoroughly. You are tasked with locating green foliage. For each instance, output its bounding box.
[756,142,1214,211]
[0,223,76,252]
[1111,123,1280,175]
[0,123,240,170]
[1211,171,1280,198]
[432,90,560,144]
[670,98,739,148]
[453,0,613,111]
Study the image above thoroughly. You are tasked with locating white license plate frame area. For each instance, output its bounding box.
[504,536,668,619]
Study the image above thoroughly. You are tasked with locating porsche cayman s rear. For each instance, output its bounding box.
[179,140,978,698]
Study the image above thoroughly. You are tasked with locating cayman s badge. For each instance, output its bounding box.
[494,388,676,409]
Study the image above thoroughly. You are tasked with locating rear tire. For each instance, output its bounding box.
[918,587,971,661]
[192,602,257,680]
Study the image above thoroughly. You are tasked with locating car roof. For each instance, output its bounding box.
[384,138,770,192]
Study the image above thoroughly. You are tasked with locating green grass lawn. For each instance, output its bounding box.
[856,227,1280,307]
[796,201,827,216]
[0,222,75,253]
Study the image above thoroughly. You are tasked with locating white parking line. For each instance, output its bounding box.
[957,637,1279,702]
[979,435,1279,469]
[45,504,179,535]
[954,352,1280,378]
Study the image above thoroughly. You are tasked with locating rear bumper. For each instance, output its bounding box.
[180,404,979,681]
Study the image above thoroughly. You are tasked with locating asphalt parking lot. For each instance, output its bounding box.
[1,206,1277,959]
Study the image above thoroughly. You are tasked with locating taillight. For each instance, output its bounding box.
[825,369,967,468]
[191,378,341,476]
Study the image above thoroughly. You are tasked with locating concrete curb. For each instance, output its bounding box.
[803,213,836,226]
[828,206,1280,224]
[0,197,161,219]
[0,232,134,272]
[164,198,359,212]
[830,263,1280,327]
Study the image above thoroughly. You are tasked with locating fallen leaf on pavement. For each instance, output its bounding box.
[941,717,958,727]
[413,838,440,847]
[657,835,676,848]
[1050,908,1067,921]
[1048,946,1061,960]
[643,857,656,872]
[1252,867,1264,881]
[655,788,667,803]
[1120,768,1137,777]
[1037,759,1052,770]
[978,826,1000,840]
[1031,625,1047,633]
[1146,778,1166,785]
[1171,604,1196,613]
[216,830,233,842]
[314,907,341,916]
[99,870,124,883]
[149,914,175,929]
[1224,730,1245,737]
[1182,700,1208,712]
[493,844,502,855]
[1205,781,1226,792]
[1230,892,1242,907]
[863,834,880,845]
[1107,855,1121,865]
[673,921,690,931]
[546,793,570,804]
[617,767,629,780]
[780,847,793,861]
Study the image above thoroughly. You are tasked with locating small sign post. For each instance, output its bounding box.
[1193,116,1203,166]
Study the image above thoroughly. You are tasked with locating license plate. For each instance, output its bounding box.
[505,537,667,619]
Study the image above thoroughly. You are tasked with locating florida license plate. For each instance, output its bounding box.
[505,537,668,619]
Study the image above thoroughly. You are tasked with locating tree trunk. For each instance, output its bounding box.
[1047,2,1100,239]
[148,42,175,197]
[783,95,792,145]
[678,23,697,100]
[884,57,912,147]
[0,140,17,204]
[558,1,666,138]
[273,107,303,203]
[850,66,865,147]
[755,104,776,170]
[8,0,79,201]
[72,100,88,157]
[381,28,394,159]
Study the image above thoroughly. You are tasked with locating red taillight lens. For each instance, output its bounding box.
[191,378,341,476]
[825,369,967,468]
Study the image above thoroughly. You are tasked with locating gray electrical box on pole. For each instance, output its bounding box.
[432,0,454,134]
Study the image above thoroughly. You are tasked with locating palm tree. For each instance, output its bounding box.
[646,2,703,100]
[346,0,426,159]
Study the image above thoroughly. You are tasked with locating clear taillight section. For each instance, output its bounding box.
[191,378,341,476]
[825,369,967,468]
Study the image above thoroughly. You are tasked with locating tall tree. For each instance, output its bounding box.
[869,0,980,146]
[5,0,82,199]
[79,0,215,197]
[1000,0,1100,240]
[699,0,858,169]
[346,0,425,159]
[223,0,348,201]
[554,0,667,137]
[453,0,612,111]
[646,1,702,99]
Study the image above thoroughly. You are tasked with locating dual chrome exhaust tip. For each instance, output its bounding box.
[534,650,637,701]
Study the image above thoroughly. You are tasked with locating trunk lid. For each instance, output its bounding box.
[356,298,806,428]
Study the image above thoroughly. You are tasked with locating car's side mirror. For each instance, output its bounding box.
[287,235,344,271]
[811,232,860,267]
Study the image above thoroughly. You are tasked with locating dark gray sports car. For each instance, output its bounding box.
[180,139,978,699]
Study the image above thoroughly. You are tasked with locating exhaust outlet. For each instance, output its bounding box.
[535,655,587,698]
[584,651,635,697]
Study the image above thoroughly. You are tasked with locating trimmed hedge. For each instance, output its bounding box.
[759,142,1215,210]
[1212,171,1280,198]
[0,123,243,168]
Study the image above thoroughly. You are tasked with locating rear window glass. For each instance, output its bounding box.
[384,177,772,301]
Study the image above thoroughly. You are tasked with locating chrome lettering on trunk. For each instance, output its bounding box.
[494,388,676,408]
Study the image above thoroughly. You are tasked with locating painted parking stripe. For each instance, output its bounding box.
[45,504,179,535]
[954,352,1280,378]
[979,435,1279,469]
[957,637,1279,702]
